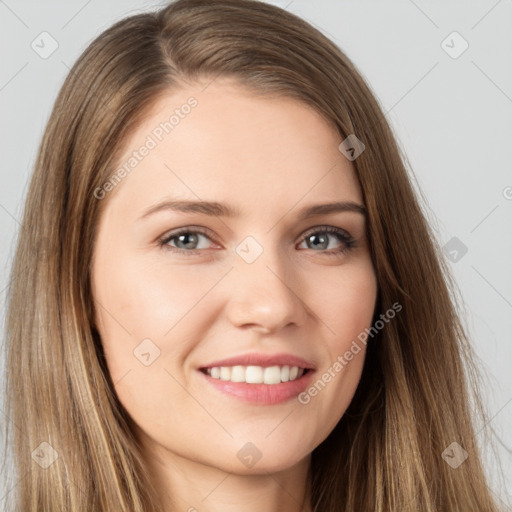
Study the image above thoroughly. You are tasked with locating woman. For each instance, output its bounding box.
[2,0,504,510]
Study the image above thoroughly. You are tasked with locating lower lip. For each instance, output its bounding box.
[198,369,315,405]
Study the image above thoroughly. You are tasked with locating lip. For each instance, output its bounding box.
[198,352,316,371]
[198,367,315,405]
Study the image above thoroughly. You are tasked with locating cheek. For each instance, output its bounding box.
[90,251,206,424]
[314,259,378,344]
[298,260,377,424]
[91,246,225,380]
[101,249,229,324]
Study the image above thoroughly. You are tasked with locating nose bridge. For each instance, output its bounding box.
[224,233,307,331]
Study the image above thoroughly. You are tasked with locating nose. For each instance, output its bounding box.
[224,243,309,334]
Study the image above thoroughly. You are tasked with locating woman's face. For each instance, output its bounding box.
[91,78,378,476]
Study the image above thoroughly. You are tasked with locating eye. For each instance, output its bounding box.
[157,225,356,256]
[158,226,215,255]
[297,226,356,256]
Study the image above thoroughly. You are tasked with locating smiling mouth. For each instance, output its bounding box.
[199,365,310,385]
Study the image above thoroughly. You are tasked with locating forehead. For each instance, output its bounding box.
[102,79,363,219]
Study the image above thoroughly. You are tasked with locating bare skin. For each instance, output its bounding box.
[91,77,378,512]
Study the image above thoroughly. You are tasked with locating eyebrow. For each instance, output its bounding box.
[139,199,366,221]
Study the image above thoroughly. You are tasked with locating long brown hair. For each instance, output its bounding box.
[2,0,504,510]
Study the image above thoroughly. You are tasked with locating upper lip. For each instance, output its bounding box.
[199,352,316,370]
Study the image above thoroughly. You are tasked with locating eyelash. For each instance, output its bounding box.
[157,225,356,257]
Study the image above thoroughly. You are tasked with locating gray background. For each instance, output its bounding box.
[1,0,511,508]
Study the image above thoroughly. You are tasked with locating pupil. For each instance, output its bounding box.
[309,234,327,250]
[179,233,197,249]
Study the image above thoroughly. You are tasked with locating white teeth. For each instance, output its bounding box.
[263,366,281,384]
[204,365,306,384]
[230,365,246,382]
[245,366,263,383]
[220,367,231,381]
